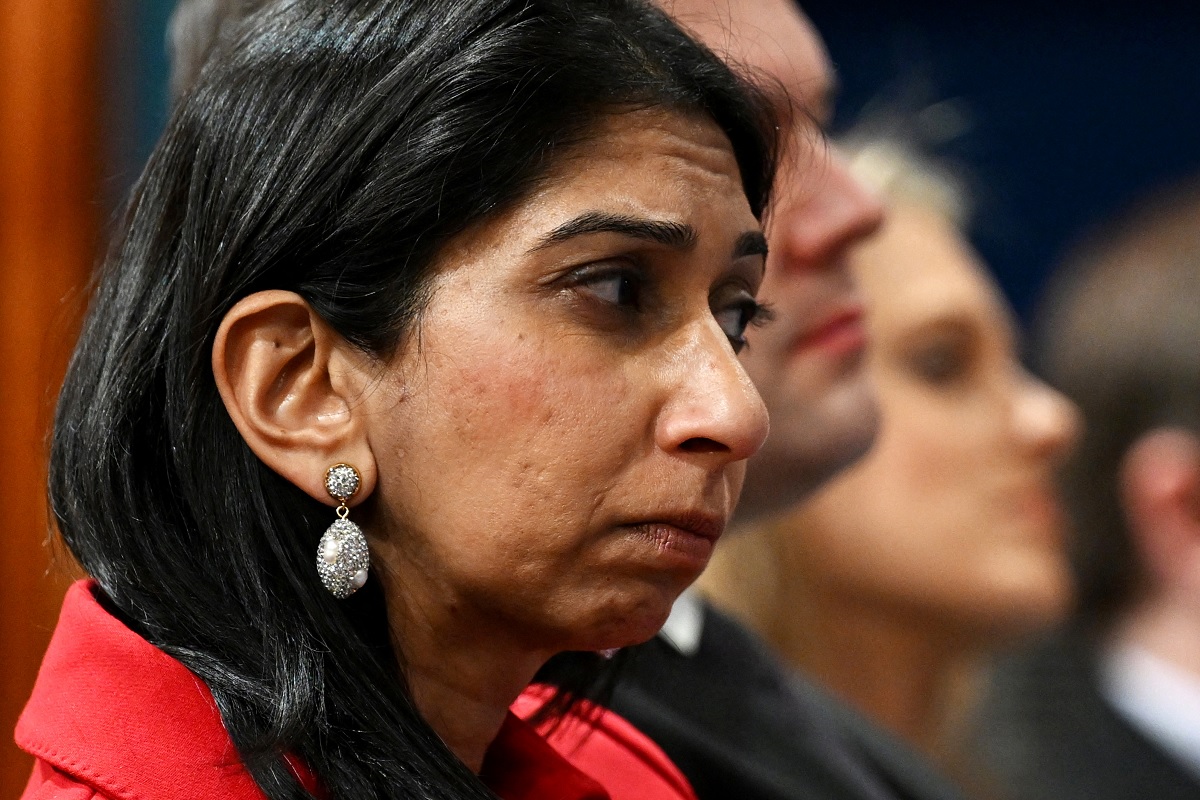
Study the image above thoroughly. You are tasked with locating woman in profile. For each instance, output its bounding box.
[698,136,1079,778]
[15,2,777,798]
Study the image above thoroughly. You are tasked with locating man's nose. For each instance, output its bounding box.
[768,145,884,272]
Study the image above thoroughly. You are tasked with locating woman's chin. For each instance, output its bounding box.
[574,592,680,652]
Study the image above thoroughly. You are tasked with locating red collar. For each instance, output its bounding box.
[16,581,609,800]
[16,581,268,800]
[483,711,608,800]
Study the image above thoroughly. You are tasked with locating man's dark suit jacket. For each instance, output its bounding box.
[972,629,1200,800]
[608,599,967,800]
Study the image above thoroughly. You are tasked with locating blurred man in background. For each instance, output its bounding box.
[974,175,1200,800]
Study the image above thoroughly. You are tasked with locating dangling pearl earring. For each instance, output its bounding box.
[316,463,370,599]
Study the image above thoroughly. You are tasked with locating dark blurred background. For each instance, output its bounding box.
[2,0,1198,794]
[803,0,1200,319]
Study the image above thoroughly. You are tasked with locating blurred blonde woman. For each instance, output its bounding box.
[698,135,1082,774]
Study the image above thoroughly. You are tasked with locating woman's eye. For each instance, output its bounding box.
[714,299,771,354]
[910,337,970,385]
[576,269,644,309]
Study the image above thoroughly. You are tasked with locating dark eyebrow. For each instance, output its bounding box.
[734,231,768,262]
[532,211,697,251]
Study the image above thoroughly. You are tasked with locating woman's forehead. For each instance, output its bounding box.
[549,108,743,187]
[457,111,747,241]
[855,203,1012,331]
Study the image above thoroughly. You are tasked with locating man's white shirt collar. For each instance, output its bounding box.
[1101,638,1200,780]
[658,588,705,657]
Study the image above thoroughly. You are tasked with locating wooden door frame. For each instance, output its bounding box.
[0,0,101,794]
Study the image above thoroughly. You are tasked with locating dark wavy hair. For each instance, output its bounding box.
[49,1,776,798]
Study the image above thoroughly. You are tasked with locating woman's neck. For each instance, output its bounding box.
[404,653,537,773]
[698,530,981,756]
[384,583,551,773]
[768,578,984,753]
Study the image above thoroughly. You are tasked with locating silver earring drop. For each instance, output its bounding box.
[316,463,370,599]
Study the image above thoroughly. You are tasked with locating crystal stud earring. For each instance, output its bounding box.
[316,463,370,599]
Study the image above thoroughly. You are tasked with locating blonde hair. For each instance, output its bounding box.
[840,133,972,228]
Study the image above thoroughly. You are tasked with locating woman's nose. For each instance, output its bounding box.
[1013,371,1083,464]
[655,323,770,466]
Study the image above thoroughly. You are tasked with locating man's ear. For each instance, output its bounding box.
[212,290,377,507]
[1120,428,1200,595]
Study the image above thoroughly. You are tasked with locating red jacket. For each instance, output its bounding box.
[511,686,698,800]
[16,581,694,800]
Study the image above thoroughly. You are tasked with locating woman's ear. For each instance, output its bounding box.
[212,290,377,507]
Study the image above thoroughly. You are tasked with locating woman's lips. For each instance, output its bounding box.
[791,307,868,359]
[623,514,724,569]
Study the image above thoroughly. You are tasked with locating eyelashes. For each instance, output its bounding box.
[717,299,774,353]
[573,268,645,309]
[566,262,770,354]
[747,300,776,327]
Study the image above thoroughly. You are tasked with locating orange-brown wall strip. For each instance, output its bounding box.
[0,0,101,794]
